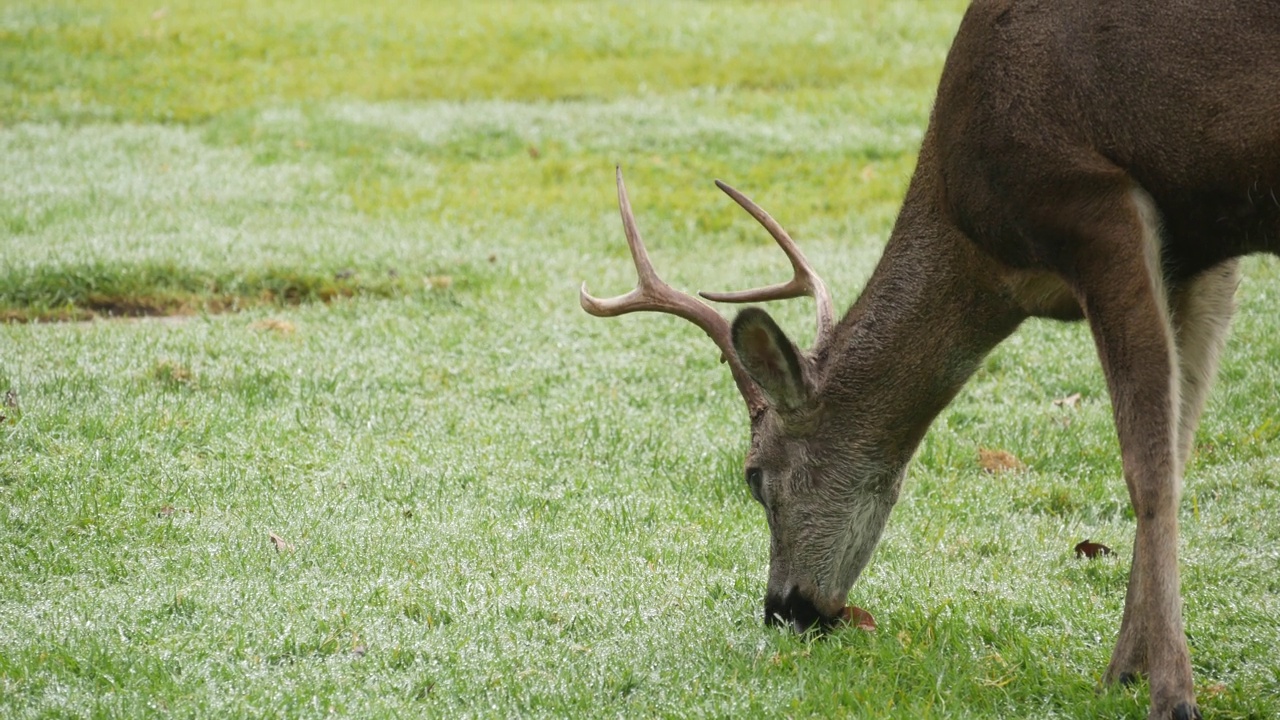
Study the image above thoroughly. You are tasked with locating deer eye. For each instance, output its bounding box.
[745,467,764,505]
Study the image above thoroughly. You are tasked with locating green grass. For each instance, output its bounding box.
[2,0,951,123]
[2,1,1279,718]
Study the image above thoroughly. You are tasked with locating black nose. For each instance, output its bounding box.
[763,587,824,632]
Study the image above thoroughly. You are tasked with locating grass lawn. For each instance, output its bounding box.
[2,1,1278,717]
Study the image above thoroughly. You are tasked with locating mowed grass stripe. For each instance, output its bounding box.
[2,0,961,123]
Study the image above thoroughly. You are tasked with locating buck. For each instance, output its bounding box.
[580,2,1278,718]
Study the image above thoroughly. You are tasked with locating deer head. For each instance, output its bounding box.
[581,168,894,631]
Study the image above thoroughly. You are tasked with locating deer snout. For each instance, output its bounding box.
[764,586,829,632]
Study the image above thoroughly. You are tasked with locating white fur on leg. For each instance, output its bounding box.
[1131,187,1184,495]
[1170,260,1239,474]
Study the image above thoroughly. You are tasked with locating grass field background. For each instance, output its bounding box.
[2,1,1278,717]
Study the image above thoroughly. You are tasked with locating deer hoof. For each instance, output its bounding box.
[1150,701,1201,720]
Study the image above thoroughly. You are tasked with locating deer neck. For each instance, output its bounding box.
[818,162,1023,486]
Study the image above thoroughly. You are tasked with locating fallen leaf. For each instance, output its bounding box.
[158,504,176,517]
[527,145,541,159]
[1053,392,1082,408]
[427,275,453,289]
[978,448,1026,473]
[152,360,195,386]
[839,605,876,631]
[859,165,877,182]
[1074,539,1113,559]
[250,318,296,334]
[269,532,295,554]
[487,253,497,263]
[1199,682,1228,699]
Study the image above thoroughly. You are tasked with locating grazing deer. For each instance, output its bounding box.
[581,1,1279,718]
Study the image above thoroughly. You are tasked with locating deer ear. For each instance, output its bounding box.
[731,307,810,412]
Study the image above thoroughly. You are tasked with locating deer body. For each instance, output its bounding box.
[583,2,1280,718]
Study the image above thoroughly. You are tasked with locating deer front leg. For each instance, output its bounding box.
[1074,190,1198,720]
[1100,256,1239,702]
[1104,260,1238,694]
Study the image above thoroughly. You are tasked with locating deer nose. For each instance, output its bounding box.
[764,586,824,632]
[763,593,787,627]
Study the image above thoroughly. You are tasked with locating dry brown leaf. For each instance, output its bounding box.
[269,532,295,554]
[1074,539,1114,559]
[250,318,296,334]
[527,145,541,159]
[1199,682,1228,699]
[427,275,453,289]
[859,165,877,182]
[978,448,1026,473]
[1053,392,1082,408]
[152,360,195,385]
[839,605,877,631]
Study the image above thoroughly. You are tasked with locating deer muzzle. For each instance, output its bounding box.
[764,586,844,633]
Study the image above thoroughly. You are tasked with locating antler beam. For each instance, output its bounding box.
[700,181,835,346]
[580,168,768,414]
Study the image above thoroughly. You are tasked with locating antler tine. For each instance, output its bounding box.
[580,167,767,414]
[578,167,663,317]
[700,180,835,346]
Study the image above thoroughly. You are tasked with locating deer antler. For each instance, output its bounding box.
[580,167,768,414]
[700,181,834,347]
